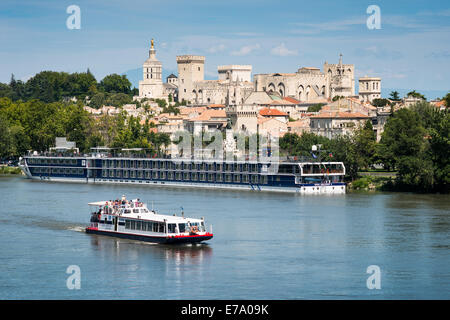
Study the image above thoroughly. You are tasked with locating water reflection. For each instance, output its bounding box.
[89,234,213,264]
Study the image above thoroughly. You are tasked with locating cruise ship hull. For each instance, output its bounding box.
[28,175,346,194]
[21,156,347,194]
[86,227,213,244]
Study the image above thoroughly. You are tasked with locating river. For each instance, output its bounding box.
[0,176,448,299]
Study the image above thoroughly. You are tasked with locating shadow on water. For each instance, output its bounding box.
[88,233,213,264]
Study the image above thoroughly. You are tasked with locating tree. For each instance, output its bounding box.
[0,113,12,158]
[372,98,391,108]
[407,90,426,100]
[353,120,376,170]
[99,74,131,94]
[378,107,434,191]
[442,92,450,108]
[389,91,401,101]
[307,103,325,112]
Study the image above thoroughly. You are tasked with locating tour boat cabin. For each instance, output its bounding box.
[85,196,213,244]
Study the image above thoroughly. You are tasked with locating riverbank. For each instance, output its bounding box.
[0,166,22,175]
[348,172,396,191]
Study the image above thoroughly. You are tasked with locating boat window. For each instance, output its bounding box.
[168,223,176,233]
[133,209,139,213]
[178,223,186,233]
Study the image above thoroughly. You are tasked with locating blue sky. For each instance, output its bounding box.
[1,0,449,98]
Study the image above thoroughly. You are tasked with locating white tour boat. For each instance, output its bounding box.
[85,196,213,244]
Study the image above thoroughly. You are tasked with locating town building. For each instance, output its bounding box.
[253,54,355,101]
[358,77,381,103]
[309,112,371,139]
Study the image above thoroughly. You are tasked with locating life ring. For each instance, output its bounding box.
[191,226,198,234]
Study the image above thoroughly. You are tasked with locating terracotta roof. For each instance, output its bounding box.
[189,109,227,122]
[257,117,287,125]
[207,104,225,108]
[269,99,294,105]
[259,107,288,117]
[432,100,446,107]
[310,112,370,119]
[283,97,301,104]
[179,106,207,115]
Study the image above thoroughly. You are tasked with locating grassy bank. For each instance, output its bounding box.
[0,166,22,175]
[348,174,395,191]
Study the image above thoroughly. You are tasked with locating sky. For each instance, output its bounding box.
[1,0,450,99]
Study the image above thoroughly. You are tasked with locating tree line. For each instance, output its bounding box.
[0,70,138,107]
[0,97,171,159]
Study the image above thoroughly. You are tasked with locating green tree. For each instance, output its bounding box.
[407,90,426,100]
[442,92,450,108]
[99,74,131,94]
[353,120,377,170]
[378,107,433,190]
[389,91,401,101]
[372,98,392,108]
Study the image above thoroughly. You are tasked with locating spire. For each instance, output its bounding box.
[339,53,343,66]
[149,38,156,59]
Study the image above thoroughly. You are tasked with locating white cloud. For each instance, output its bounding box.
[270,43,298,56]
[207,43,226,54]
[231,43,260,56]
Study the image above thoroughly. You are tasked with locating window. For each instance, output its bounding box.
[178,223,186,233]
[168,223,177,233]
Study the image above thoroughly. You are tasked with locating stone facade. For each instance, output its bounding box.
[254,55,355,101]
[309,112,371,139]
[176,55,205,103]
[218,65,252,82]
[359,77,381,103]
[323,54,355,98]
[139,40,164,99]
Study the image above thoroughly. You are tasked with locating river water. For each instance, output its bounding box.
[0,176,448,299]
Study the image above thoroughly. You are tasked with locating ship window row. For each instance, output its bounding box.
[124,219,165,233]
[101,169,268,184]
[302,163,344,174]
[101,160,262,173]
[27,158,79,165]
[32,167,84,175]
